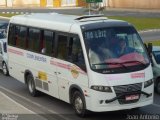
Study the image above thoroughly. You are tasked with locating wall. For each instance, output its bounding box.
[108,0,160,9]
[12,0,40,7]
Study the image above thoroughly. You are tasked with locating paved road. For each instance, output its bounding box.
[0,72,160,120]
[0,8,160,18]
[140,31,160,41]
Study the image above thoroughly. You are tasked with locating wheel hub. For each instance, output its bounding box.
[75,97,83,113]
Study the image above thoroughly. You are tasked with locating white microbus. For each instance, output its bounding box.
[7,13,153,117]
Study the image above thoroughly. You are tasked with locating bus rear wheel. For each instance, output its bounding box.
[2,62,9,76]
[27,74,39,97]
[72,91,87,117]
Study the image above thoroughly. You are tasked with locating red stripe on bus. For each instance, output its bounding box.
[8,48,24,56]
[131,73,145,79]
[50,60,86,75]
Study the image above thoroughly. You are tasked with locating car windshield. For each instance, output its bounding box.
[0,22,8,39]
[153,51,160,64]
[83,26,150,73]
[0,22,8,29]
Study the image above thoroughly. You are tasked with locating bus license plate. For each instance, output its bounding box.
[125,95,139,101]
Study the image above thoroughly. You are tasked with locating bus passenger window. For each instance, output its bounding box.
[8,24,16,46]
[68,36,86,71]
[43,30,55,56]
[57,35,68,60]
[18,26,27,49]
[28,28,40,52]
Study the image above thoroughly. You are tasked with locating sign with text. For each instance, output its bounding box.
[86,0,102,3]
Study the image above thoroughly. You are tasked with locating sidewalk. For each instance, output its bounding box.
[0,91,47,120]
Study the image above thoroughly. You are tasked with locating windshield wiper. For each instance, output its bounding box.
[92,62,128,70]
[122,60,147,67]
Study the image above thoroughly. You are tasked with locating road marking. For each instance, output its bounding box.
[0,91,35,114]
[0,91,48,120]
[0,85,70,120]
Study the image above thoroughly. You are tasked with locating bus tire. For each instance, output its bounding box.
[2,62,9,76]
[72,91,87,117]
[27,74,39,97]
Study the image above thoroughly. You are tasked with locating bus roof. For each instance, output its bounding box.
[9,13,131,32]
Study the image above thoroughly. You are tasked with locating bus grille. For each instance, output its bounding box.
[113,83,142,104]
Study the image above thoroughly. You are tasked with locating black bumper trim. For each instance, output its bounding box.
[105,91,152,103]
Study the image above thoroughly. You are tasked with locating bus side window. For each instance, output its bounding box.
[28,28,41,52]
[15,26,20,47]
[8,24,16,46]
[57,35,68,60]
[43,30,55,56]
[18,26,27,49]
[68,36,86,71]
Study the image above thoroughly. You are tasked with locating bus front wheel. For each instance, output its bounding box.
[72,91,87,117]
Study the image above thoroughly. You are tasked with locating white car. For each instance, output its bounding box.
[0,36,9,76]
[152,46,160,94]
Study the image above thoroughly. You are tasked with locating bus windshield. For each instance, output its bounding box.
[83,26,150,74]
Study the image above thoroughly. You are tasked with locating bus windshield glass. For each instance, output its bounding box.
[83,26,150,74]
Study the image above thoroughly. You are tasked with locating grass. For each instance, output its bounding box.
[145,40,160,46]
[108,16,160,31]
[0,13,18,17]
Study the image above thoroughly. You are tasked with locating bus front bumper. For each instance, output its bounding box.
[85,85,153,112]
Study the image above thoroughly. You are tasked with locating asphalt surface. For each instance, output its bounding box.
[140,31,160,42]
[0,72,160,120]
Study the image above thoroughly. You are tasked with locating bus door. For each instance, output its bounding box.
[55,34,88,102]
[55,34,71,102]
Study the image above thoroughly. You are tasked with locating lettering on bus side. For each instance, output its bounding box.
[26,53,47,63]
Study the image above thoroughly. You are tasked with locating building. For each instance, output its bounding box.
[0,0,87,7]
[108,0,160,9]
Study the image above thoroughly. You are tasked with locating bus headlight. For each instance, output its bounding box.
[91,86,112,92]
[144,79,153,88]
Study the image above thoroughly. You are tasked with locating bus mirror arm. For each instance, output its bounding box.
[147,43,153,56]
[144,43,153,65]
[147,43,153,65]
